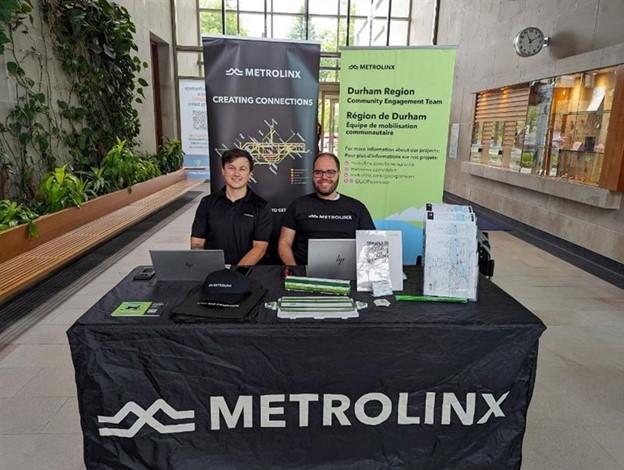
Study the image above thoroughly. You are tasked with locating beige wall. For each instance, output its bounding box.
[409,0,435,46]
[117,0,177,152]
[435,0,624,263]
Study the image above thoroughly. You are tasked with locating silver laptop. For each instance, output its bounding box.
[149,250,225,281]
[307,239,357,280]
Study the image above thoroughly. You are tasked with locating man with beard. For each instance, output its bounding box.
[278,152,375,266]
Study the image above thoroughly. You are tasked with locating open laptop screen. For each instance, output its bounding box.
[306,239,356,280]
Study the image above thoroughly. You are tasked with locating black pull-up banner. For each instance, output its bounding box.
[202,37,320,212]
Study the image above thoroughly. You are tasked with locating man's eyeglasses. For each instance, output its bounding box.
[313,169,338,178]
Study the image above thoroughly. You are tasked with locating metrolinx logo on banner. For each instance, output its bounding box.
[224,67,302,79]
[97,391,509,438]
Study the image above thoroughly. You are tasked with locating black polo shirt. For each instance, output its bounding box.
[191,187,272,264]
[282,193,375,264]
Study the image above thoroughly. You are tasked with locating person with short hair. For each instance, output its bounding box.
[278,152,375,265]
[191,148,272,265]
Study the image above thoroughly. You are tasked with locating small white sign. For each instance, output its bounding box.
[179,79,210,178]
[448,123,460,159]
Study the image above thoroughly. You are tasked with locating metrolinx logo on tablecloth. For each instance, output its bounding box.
[97,391,509,438]
[97,399,195,437]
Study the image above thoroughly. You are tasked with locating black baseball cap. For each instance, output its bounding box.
[171,269,266,321]
[199,269,251,307]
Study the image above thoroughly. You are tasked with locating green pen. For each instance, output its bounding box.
[395,295,468,303]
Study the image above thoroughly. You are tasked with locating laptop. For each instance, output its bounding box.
[306,239,357,280]
[149,250,225,282]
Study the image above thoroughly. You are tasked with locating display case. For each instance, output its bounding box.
[470,121,484,163]
[470,64,624,190]
[488,121,504,166]
[546,68,616,185]
[470,85,530,170]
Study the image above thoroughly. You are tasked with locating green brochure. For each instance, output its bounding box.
[112,301,153,317]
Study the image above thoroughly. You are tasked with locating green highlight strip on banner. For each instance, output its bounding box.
[338,47,456,264]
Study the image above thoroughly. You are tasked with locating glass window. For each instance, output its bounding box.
[338,16,354,46]
[320,57,339,83]
[200,10,223,35]
[373,0,389,16]
[353,17,372,45]
[271,0,305,13]
[309,16,340,51]
[471,65,620,187]
[388,19,408,45]
[239,0,265,12]
[371,21,387,45]
[199,0,221,8]
[239,13,266,37]
[196,0,417,79]
[391,0,411,18]
[470,122,484,163]
[225,11,239,35]
[351,0,373,17]
[548,67,616,184]
[309,0,339,15]
[509,120,525,171]
[522,80,553,174]
[488,121,504,166]
[272,15,306,40]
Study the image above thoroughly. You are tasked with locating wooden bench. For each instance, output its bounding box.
[0,178,203,304]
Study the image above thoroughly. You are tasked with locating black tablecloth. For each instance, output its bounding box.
[69,265,545,470]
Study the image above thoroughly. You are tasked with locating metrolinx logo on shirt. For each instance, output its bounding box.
[97,390,509,437]
[308,214,353,220]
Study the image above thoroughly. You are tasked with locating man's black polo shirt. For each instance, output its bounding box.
[282,193,375,265]
[191,187,272,264]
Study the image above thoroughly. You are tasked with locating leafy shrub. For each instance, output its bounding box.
[100,138,138,190]
[136,156,161,182]
[77,166,109,197]
[0,199,39,237]
[101,138,164,191]
[156,139,184,174]
[38,164,89,213]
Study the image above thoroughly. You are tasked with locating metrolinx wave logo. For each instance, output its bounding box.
[225,67,243,76]
[97,399,195,437]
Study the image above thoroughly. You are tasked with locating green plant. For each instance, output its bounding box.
[42,0,148,166]
[100,138,139,190]
[136,156,161,182]
[0,199,39,237]
[0,0,148,202]
[77,166,109,197]
[156,139,184,174]
[0,1,32,54]
[38,164,89,213]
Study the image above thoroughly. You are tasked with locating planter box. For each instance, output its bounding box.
[0,170,186,264]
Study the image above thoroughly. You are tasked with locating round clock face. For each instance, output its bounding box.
[513,27,545,57]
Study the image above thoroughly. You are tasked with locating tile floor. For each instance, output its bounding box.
[0,194,623,469]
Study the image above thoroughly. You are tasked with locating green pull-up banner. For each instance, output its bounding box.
[338,47,456,264]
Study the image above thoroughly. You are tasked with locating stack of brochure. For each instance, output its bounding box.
[423,204,478,301]
[277,296,359,319]
[284,276,351,295]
